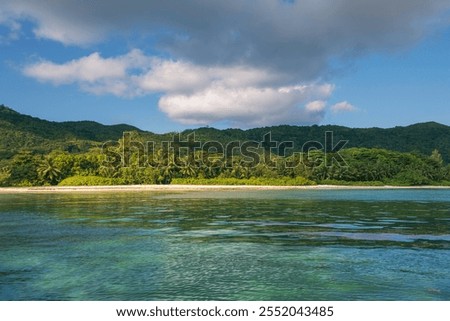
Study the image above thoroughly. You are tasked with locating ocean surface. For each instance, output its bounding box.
[0,189,449,300]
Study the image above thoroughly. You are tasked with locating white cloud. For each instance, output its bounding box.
[159,84,333,127]
[23,50,151,97]
[0,1,106,45]
[23,50,335,126]
[305,100,327,113]
[9,1,450,126]
[3,1,450,75]
[331,101,357,113]
[137,61,283,95]
[139,59,334,127]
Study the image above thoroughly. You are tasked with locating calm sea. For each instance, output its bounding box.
[0,189,449,300]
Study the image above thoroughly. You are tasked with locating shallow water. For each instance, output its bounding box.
[0,189,449,300]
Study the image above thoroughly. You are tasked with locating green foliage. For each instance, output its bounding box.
[0,166,11,187]
[2,104,450,187]
[187,122,450,163]
[59,175,125,186]
[300,148,450,186]
[37,157,62,185]
[0,104,142,142]
[318,180,386,186]
[3,104,450,162]
[8,151,40,186]
[171,176,315,186]
[118,166,159,185]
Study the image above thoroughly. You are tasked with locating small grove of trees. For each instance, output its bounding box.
[305,148,450,185]
[0,150,104,186]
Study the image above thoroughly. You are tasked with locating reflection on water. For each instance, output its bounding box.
[0,189,449,300]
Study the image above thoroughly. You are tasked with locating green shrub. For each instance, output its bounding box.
[318,179,385,186]
[171,176,315,186]
[58,175,125,186]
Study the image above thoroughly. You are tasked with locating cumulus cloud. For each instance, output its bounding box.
[305,101,327,113]
[5,0,450,126]
[159,84,333,126]
[23,50,334,126]
[23,50,151,97]
[137,61,284,95]
[331,101,357,113]
[3,1,449,75]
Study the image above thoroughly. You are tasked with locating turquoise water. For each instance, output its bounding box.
[0,189,449,300]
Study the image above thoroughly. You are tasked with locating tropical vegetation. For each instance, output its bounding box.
[1,104,449,187]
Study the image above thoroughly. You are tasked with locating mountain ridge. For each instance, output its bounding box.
[1,104,449,162]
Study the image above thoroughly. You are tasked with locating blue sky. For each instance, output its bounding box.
[1,1,450,133]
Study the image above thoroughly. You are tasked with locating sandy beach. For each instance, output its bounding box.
[0,184,449,194]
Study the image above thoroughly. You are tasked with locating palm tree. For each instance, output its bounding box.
[157,160,176,184]
[180,163,197,178]
[231,161,244,179]
[37,158,62,185]
[0,166,11,186]
[200,157,222,178]
[99,164,119,178]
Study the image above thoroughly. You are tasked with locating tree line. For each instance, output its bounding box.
[1,131,449,187]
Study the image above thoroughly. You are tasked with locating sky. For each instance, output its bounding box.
[1,0,450,133]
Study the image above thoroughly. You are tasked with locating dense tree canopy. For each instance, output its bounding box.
[1,105,449,187]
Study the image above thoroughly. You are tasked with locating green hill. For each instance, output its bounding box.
[1,104,450,162]
[0,104,148,158]
[183,123,450,163]
[0,104,141,140]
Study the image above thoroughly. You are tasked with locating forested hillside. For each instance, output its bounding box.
[185,122,450,163]
[2,104,450,161]
[1,104,449,187]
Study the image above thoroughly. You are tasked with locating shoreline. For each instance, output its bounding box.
[1,184,450,194]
